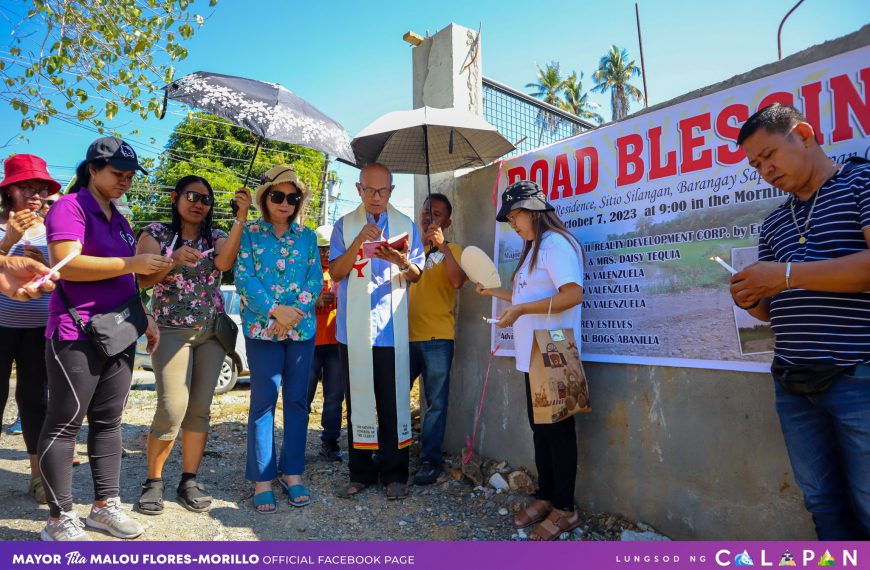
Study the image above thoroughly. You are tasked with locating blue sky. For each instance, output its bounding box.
[1,0,867,219]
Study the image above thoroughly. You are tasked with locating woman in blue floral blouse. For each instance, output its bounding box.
[135,175,251,516]
[236,165,322,513]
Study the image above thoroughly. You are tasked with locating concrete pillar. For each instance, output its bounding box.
[410,23,483,232]
[412,23,482,114]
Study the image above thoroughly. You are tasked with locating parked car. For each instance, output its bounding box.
[135,285,249,394]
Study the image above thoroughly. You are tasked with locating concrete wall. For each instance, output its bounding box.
[412,22,868,540]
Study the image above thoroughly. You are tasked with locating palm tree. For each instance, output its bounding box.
[526,61,567,144]
[560,71,604,131]
[592,45,644,122]
[526,61,566,106]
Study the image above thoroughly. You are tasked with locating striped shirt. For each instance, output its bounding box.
[0,225,50,329]
[758,158,870,366]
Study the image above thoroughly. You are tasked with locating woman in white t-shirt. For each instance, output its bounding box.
[476,180,584,541]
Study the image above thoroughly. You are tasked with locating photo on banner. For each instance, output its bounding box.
[729,245,773,356]
[490,46,869,373]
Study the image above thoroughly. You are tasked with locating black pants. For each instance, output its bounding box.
[306,344,344,443]
[38,338,134,517]
[524,373,578,511]
[339,343,409,485]
[0,326,48,455]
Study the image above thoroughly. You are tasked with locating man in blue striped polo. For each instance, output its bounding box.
[730,103,869,540]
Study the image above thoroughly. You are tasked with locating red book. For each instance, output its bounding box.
[361,232,409,259]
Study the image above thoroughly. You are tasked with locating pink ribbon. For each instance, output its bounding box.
[464,343,501,465]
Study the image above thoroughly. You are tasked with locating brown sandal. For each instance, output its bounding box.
[336,481,369,499]
[529,508,581,541]
[512,499,552,529]
[28,476,47,504]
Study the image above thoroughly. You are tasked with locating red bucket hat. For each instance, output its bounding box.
[0,154,61,194]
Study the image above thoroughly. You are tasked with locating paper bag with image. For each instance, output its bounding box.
[528,328,590,424]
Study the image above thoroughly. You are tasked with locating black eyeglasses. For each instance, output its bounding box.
[44,199,56,206]
[268,190,302,206]
[12,183,52,198]
[182,192,214,206]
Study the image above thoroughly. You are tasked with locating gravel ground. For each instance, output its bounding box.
[0,374,650,542]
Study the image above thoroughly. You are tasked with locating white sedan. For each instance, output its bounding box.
[135,285,250,393]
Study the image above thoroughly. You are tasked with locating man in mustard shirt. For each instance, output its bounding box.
[408,193,467,485]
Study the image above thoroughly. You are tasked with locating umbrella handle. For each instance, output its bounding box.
[423,124,432,222]
[158,87,169,120]
[244,136,263,188]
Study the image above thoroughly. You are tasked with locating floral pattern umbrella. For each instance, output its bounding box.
[163,71,355,167]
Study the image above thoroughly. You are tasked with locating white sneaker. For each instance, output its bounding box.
[85,497,144,539]
[41,510,89,541]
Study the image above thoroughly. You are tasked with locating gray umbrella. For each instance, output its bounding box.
[351,106,515,215]
[352,106,514,173]
[163,71,355,182]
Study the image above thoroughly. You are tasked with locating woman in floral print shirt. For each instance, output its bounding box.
[135,175,251,516]
[236,166,321,512]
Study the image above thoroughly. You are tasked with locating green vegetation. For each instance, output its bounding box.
[610,238,755,294]
[127,112,326,233]
[591,45,644,122]
[526,62,603,143]
[1,0,217,134]
[561,72,605,128]
[526,45,644,128]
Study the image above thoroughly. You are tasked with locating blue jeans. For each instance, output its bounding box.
[410,339,454,465]
[306,343,343,443]
[245,337,315,481]
[774,366,870,540]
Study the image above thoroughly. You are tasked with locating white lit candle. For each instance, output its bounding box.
[166,233,178,257]
[710,256,737,275]
[33,250,79,286]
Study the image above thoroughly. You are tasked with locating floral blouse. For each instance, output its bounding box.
[143,223,228,329]
[235,219,322,342]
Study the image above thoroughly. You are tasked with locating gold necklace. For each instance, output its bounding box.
[788,163,842,245]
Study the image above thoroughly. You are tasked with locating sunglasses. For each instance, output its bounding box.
[268,190,302,206]
[181,192,214,206]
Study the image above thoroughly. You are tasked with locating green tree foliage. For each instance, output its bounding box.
[127,112,326,233]
[525,61,566,140]
[592,45,644,122]
[525,62,601,143]
[526,61,565,107]
[0,0,217,133]
[559,72,604,129]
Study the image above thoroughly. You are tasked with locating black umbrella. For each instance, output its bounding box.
[162,71,355,185]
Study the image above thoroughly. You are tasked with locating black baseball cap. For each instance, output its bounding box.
[495,180,555,222]
[86,136,148,174]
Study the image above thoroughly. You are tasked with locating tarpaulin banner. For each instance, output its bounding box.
[491,46,869,372]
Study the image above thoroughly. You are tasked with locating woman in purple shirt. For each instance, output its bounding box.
[38,137,173,542]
